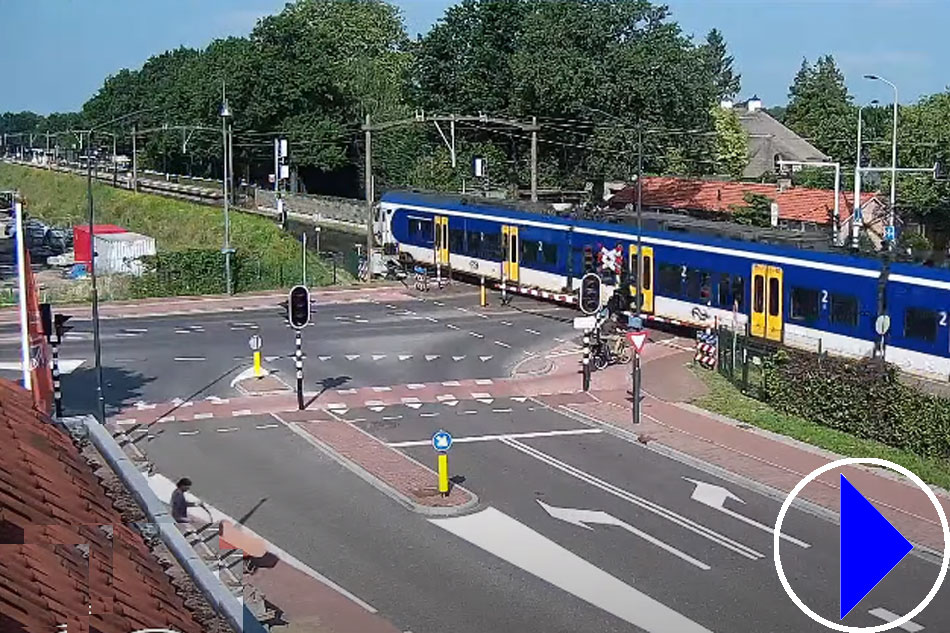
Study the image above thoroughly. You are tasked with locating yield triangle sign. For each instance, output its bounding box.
[840,474,913,619]
[626,331,648,355]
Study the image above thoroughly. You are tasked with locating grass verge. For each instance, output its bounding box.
[692,366,950,491]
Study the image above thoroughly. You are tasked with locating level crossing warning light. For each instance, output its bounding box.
[288,285,310,329]
[579,273,602,316]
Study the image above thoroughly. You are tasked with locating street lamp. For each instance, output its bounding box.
[865,74,899,247]
[220,87,233,295]
[852,99,879,249]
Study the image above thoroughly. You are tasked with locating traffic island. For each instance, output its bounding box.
[231,366,292,396]
[285,418,478,516]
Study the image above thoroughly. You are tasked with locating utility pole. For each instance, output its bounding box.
[111,134,117,188]
[531,116,538,202]
[13,196,31,391]
[365,113,373,280]
[45,132,50,168]
[228,122,235,205]
[131,124,138,192]
[86,134,106,423]
[635,127,643,319]
[221,89,233,295]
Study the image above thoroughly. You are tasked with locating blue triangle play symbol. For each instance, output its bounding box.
[840,474,913,619]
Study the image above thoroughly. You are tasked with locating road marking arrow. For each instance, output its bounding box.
[318,356,332,361]
[479,356,493,362]
[398,355,413,361]
[538,501,710,570]
[431,507,714,633]
[683,478,810,548]
[452,356,465,362]
[372,354,387,361]
[425,355,440,361]
[345,355,360,361]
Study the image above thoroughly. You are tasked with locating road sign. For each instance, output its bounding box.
[884,225,896,242]
[627,330,648,355]
[875,314,891,336]
[573,316,597,330]
[432,430,453,452]
[840,474,913,618]
[248,334,262,351]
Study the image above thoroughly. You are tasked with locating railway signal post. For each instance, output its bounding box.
[579,274,603,392]
[288,285,310,410]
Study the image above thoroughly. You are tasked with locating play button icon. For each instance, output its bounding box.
[840,474,913,619]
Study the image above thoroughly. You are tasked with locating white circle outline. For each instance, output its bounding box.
[773,458,949,632]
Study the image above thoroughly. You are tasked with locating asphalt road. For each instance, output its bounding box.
[0,292,579,415]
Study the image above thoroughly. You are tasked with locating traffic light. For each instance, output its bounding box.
[53,314,73,340]
[583,246,594,273]
[579,273,602,315]
[40,303,53,341]
[288,285,311,329]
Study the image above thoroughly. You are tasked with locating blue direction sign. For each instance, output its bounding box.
[884,225,896,242]
[840,474,913,619]
[432,430,453,452]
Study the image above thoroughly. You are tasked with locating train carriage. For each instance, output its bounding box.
[378,190,950,381]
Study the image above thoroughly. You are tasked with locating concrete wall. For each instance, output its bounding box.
[255,189,365,229]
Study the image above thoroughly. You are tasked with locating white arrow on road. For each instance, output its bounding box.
[684,478,810,548]
[431,507,714,633]
[539,501,710,570]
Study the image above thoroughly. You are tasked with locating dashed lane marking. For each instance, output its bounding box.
[446,324,460,330]
[494,341,511,348]
[492,408,513,414]
[115,419,136,425]
[216,427,239,433]
[437,395,458,402]
[426,316,439,323]
[420,412,440,418]
[525,328,541,335]
[382,415,403,421]
[158,416,175,423]
[256,424,280,430]
[442,381,461,386]
[460,410,478,415]
[469,331,484,339]
[193,413,214,420]
[433,301,445,306]
[388,428,603,448]
[471,392,492,399]
[500,321,513,326]
[179,430,200,436]
[233,409,253,417]
[327,403,348,411]
[174,357,206,362]
[407,384,426,390]
[373,386,393,392]
[337,389,358,395]
[475,379,493,385]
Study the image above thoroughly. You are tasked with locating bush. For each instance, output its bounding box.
[763,349,950,459]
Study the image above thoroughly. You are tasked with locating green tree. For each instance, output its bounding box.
[784,55,853,162]
[701,29,741,100]
[730,192,773,227]
[711,105,747,177]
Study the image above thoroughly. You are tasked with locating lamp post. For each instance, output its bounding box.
[852,99,879,249]
[85,108,154,423]
[865,74,899,248]
[220,88,233,295]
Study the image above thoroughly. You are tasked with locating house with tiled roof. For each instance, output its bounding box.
[609,177,886,246]
[722,95,831,180]
[0,378,231,633]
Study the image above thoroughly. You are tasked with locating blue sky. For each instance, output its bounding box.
[1,0,945,114]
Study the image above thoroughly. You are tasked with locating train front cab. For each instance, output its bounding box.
[750,263,784,343]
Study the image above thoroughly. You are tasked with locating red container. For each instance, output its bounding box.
[73,224,125,264]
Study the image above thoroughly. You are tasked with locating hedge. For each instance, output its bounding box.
[763,349,950,460]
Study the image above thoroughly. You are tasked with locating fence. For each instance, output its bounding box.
[716,326,781,400]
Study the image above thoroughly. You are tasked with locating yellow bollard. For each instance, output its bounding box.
[438,453,449,496]
[253,350,262,377]
[480,276,487,307]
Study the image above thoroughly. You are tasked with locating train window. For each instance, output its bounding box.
[700,272,712,302]
[733,276,745,311]
[520,240,540,265]
[686,269,703,300]
[768,278,780,317]
[905,307,938,343]
[449,229,465,254]
[542,243,558,266]
[753,276,764,313]
[409,218,433,242]
[790,287,819,322]
[830,294,858,327]
[718,274,730,307]
[658,264,681,295]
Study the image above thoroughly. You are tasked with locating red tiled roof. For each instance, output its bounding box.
[611,177,878,225]
[0,378,203,633]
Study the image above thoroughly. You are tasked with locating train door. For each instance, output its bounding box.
[434,216,449,266]
[501,225,520,283]
[629,245,654,314]
[751,264,783,342]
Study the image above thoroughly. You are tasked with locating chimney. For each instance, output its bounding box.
[747,95,763,113]
[720,98,734,110]
[778,178,792,192]
[770,201,780,227]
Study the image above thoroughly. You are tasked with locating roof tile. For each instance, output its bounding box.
[611,177,878,225]
[0,379,205,633]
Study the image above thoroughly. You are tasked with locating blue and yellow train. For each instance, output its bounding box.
[377,190,950,381]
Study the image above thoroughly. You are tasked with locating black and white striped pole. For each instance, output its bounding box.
[582,329,591,392]
[294,331,304,411]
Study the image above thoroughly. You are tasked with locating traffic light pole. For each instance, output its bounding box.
[582,329,591,392]
[632,352,641,425]
[52,327,62,418]
[295,330,304,411]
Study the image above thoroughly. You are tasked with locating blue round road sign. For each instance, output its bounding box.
[432,430,453,452]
